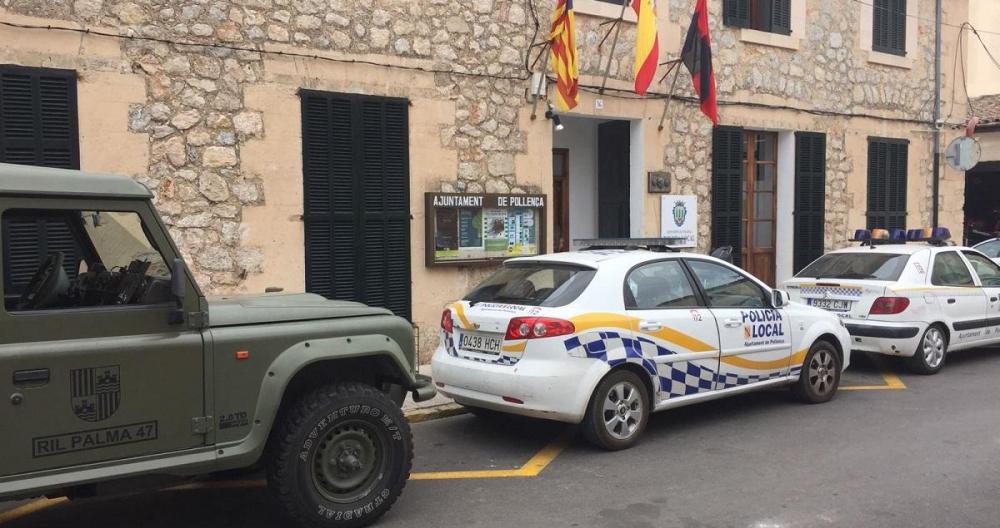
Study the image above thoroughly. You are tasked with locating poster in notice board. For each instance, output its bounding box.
[426,193,547,266]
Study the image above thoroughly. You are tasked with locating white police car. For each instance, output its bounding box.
[973,238,1000,265]
[431,241,851,450]
[784,228,1000,375]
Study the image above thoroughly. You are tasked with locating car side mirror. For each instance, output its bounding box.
[772,289,789,308]
[169,258,187,324]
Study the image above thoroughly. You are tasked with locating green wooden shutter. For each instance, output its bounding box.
[723,0,750,28]
[873,0,906,55]
[0,65,81,294]
[712,126,744,268]
[771,0,792,35]
[793,132,826,273]
[867,137,908,230]
[301,90,411,320]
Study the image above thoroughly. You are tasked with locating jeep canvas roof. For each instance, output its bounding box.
[0,163,153,199]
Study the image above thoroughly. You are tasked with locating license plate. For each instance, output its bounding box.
[809,298,852,311]
[458,332,503,355]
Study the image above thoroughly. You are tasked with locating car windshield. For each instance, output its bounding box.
[463,262,596,307]
[796,253,909,281]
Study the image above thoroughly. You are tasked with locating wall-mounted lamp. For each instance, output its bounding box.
[545,102,564,131]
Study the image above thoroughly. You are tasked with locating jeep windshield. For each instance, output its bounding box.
[464,262,596,307]
[796,253,909,281]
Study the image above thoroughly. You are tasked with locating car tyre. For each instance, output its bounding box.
[792,340,842,404]
[582,369,650,451]
[907,324,947,375]
[267,382,412,528]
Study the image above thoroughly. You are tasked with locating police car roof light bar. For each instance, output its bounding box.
[575,238,682,252]
[850,227,952,247]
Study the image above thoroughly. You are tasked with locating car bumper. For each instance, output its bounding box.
[844,321,925,357]
[430,346,608,424]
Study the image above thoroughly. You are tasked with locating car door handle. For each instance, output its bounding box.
[13,368,49,384]
[638,321,662,332]
[723,318,742,328]
[991,297,998,303]
[947,298,956,304]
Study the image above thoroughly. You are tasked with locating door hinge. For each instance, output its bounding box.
[192,416,214,435]
[189,311,209,329]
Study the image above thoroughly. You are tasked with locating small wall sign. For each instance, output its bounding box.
[660,194,698,248]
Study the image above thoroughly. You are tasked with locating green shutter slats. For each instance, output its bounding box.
[712,126,745,268]
[867,137,908,231]
[301,90,411,320]
[723,0,751,28]
[873,0,906,55]
[771,0,792,35]
[794,132,826,273]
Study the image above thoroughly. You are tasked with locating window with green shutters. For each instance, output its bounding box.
[300,90,411,320]
[794,132,826,274]
[723,0,791,35]
[873,0,906,56]
[867,137,908,231]
[712,126,744,268]
[0,65,83,294]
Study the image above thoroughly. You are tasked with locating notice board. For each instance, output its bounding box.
[425,193,547,266]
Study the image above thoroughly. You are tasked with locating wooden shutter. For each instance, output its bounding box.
[867,138,908,230]
[301,90,411,320]
[873,0,906,55]
[793,132,826,273]
[724,0,751,28]
[0,65,81,294]
[712,126,744,268]
[771,0,792,35]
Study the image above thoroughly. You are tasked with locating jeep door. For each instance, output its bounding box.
[0,198,207,478]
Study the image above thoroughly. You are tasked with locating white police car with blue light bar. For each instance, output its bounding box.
[784,227,1000,375]
[431,240,851,450]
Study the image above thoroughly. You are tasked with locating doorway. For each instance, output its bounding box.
[964,161,1000,245]
[553,148,570,252]
[743,131,777,286]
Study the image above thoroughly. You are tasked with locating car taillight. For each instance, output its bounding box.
[869,297,910,315]
[441,309,454,333]
[505,317,575,339]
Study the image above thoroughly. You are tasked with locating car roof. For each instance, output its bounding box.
[823,244,958,256]
[0,163,153,199]
[507,249,710,269]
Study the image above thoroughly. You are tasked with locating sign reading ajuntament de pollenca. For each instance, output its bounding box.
[425,193,547,266]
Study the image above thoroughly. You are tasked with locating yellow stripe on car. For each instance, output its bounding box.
[570,312,716,353]
[721,348,808,370]
[451,302,474,330]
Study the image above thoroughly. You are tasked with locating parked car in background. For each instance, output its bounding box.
[973,237,1000,265]
[432,241,851,450]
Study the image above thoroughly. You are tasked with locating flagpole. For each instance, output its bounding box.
[657,58,683,131]
[530,39,552,120]
[598,0,630,95]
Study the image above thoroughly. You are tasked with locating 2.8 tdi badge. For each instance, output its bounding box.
[71,365,121,422]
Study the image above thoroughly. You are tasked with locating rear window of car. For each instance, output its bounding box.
[463,262,596,307]
[796,253,909,281]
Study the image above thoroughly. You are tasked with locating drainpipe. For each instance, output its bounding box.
[932,0,942,228]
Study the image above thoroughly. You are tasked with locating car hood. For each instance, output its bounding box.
[207,293,392,327]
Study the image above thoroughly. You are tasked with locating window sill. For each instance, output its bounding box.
[867,50,913,69]
[573,0,637,22]
[739,28,799,51]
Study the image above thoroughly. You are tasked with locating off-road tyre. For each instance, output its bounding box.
[581,369,650,451]
[792,340,842,404]
[267,382,413,528]
[907,324,947,375]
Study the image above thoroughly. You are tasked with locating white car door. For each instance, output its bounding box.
[684,259,793,387]
[930,250,990,348]
[624,259,721,400]
[961,250,1000,344]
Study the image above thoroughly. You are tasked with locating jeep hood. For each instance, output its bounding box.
[207,293,392,327]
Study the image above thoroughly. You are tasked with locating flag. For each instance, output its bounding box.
[550,0,579,111]
[633,0,659,95]
[681,0,718,124]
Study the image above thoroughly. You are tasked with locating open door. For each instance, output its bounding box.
[597,121,630,238]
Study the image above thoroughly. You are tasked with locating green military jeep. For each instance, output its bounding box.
[0,163,435,527]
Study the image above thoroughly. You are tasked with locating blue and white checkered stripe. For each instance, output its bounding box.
[443,331,523,366]
[801,286,862,297]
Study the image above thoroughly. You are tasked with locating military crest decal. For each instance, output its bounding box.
[672,200,688,227]
[71,365,121,422]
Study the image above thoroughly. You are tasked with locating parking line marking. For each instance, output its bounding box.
[841,368,906,391]
[409,428,572,481]
[0,497,67,525]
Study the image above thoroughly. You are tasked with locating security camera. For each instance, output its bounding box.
[934,118,945,129]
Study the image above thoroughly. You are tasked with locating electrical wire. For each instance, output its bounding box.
[851,0,1000,37]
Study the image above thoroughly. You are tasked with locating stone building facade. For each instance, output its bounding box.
[0,0,971,361]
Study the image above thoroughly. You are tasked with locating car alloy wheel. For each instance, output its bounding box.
[807,348,836,396]
[602,381,643,441]
[922,326,946,369]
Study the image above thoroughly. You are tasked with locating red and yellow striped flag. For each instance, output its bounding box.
[550,0,579,111]
[633,0,660,95]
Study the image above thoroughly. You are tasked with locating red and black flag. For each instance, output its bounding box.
[680,0,718,124]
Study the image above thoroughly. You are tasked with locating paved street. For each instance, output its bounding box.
[4,350,1000,528]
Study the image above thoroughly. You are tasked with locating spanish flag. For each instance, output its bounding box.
[633,0,659,95]
[550,0,579,111]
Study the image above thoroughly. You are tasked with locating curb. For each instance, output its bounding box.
[404,403,467,423]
